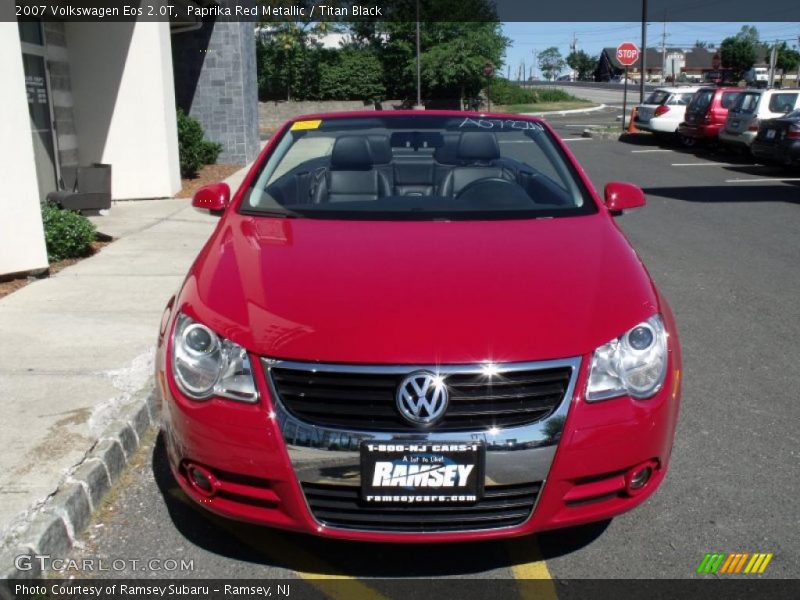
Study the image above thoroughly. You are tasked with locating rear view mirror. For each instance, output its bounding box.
[192,183,230,215]
[604,182,646,216]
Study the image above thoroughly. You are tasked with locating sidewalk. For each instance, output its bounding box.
[0,166,248,555]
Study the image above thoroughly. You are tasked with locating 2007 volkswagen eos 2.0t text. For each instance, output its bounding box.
[155,111,681,542]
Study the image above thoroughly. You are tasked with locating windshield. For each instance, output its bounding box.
[241,115,596,220]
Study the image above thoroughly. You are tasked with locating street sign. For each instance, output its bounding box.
[483,62,494,77]
[616,42,640,67]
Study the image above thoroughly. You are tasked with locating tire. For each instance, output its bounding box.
[679,135,697,148]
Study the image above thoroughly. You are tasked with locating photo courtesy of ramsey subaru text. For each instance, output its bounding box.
[155,111,682,543]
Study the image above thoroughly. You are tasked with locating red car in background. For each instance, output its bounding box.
[678,87,742,147]
[156,111,682,542]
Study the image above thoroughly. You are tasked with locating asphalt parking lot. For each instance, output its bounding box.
[64,114,800,587]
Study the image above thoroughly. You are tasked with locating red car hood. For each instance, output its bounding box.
[180,214,659,364]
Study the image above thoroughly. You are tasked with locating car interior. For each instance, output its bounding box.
[251,130,581,214]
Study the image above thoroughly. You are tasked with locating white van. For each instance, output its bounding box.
[744,67,769,88]
[720,88,800,149]
[635,87,700,134]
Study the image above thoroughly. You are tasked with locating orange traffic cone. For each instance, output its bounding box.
[628,106,639,133]
[627,107,640,133]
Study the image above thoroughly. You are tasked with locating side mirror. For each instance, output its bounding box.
[604,182,646,216]
[192,183,230,215]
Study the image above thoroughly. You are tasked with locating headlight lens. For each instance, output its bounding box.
[172,315,258,403]
[586,315,668,402]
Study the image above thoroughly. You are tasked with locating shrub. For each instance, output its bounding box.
[177,109,221,177]
[41,203,96,262]
[536,89,576,102]
[199,140,223,166]
[488,79,538,105]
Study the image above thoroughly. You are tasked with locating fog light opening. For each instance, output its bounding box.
[629,467,651,489]
[186,463,218,498]
[625,460,658,496]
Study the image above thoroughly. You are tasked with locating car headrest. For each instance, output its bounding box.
[331,136,373,170]
[457,132,500,161]
[434,134,460,165]
[366,135,392,164]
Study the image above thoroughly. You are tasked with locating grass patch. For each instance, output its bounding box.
[497,100,595,113]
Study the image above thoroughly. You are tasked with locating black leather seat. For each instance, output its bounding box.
[313,136,392,203]
[439,132,515,197]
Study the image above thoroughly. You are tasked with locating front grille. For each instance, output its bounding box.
[269,365,572,432]
[302,482,540,532]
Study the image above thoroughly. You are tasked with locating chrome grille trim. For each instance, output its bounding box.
[263,357,581,534]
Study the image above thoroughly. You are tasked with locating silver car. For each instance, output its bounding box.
[720,88,800,150]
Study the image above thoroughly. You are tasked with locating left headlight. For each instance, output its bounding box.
[171,314,258,403]
[586,314,668,402]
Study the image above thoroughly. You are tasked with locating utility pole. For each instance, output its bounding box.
[415,0,422,109]
[570,32,578,81]
[768,40,778,88]
[640,0,648,102]
[661,19,667,83]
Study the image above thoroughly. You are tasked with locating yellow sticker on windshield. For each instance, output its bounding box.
[291,119,322,130]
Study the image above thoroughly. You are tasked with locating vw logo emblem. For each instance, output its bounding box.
[396,371,449,426]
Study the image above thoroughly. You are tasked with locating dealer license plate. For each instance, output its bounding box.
[361,442,484,504]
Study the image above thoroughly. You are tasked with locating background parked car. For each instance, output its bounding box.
[677,87,742,147]
[635,87,700,136]
[720,89,800,151]
[751,109,800,167]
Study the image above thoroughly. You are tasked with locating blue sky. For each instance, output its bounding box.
[502,22,800,78]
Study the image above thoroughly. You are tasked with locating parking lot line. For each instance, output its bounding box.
[725,177,800,183]
[671,162,743,167]
[506,536,558,600]
[631,149,672,153]
[167,487,391,600]
[561,138,591,142]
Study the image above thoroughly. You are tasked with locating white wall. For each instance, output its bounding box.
[0,17,49,276]
[66,22,181,200]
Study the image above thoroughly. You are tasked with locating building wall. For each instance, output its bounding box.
[65,21,181,200]
[0,16,49,276]
[172,0,260,165]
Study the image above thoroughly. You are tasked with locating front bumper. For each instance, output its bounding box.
[158,342,681,542]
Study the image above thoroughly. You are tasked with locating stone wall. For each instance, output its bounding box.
[172,0,260,165]
[258,100,404,134]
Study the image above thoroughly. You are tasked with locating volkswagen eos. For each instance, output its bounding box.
[155,111,681,542]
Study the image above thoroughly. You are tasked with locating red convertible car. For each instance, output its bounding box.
[156,111,681,542]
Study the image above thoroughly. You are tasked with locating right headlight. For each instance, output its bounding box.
[586,314,668,402]
[171,314,258,403]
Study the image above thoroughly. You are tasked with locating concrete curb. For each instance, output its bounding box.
[0,385,159,583]
[581,128,624,140]
[520,103,608,117]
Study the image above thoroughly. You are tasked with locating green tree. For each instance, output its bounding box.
[720,35,758,80]
[566,50,597,81]
[694,40,709,49]
[773,42,800,84]
[537,47,565,81]
[736,25,760,45]
[255,2,341,101]
[319,48,385,102]
[345,0,507,106]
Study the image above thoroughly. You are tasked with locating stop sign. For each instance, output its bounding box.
[616,42,640,67]
[483,62,494,77]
